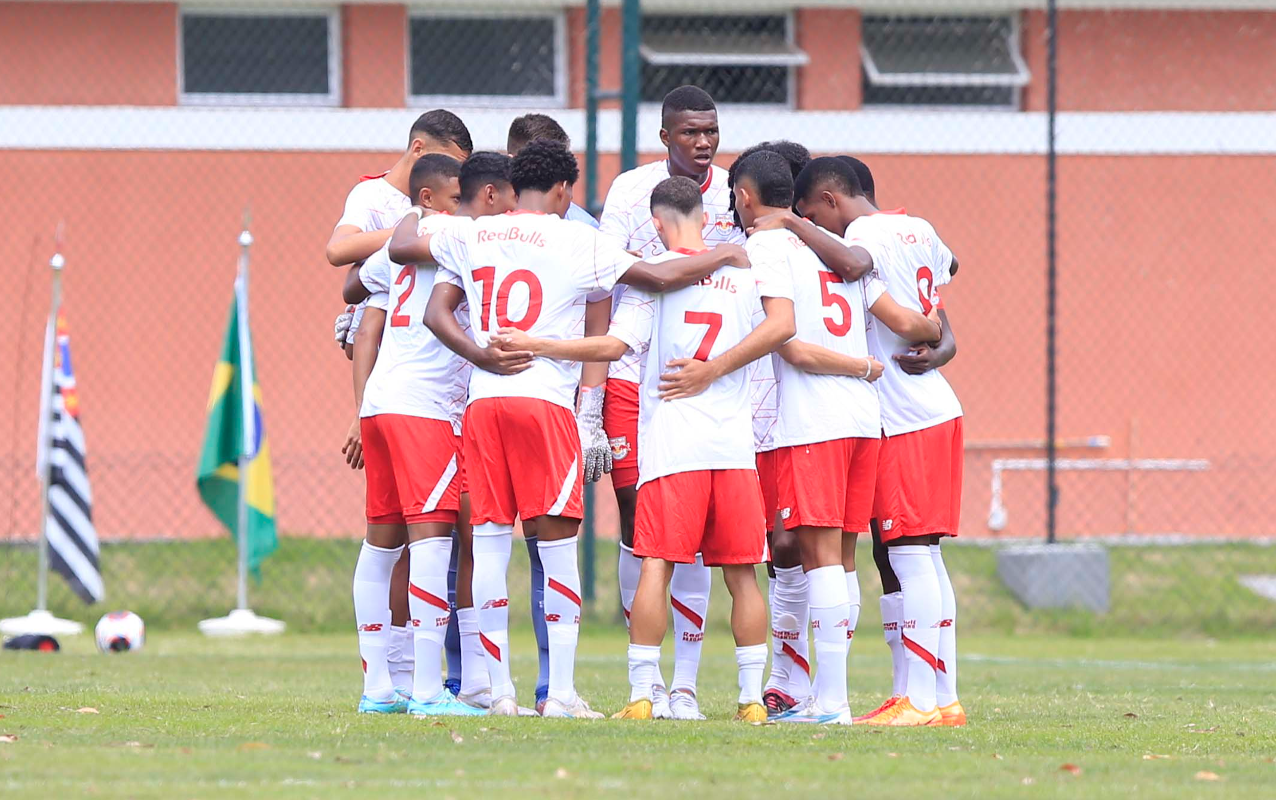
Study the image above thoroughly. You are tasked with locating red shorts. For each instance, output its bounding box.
[755,449,779,533]
[777,437,880,533]
[634,469,768,566]
[602,378,639,490]
[361,414,461,526]
[873,417,964,541]
[462,397,584,526]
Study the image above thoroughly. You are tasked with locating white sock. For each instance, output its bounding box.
[670,555,710,696]
[538,536,583,704]
[881,592,907,697]
[735,644,767,705]
[767,566,811,699]
[471,524,514,699]
[388,626,414,694]
[845,570,861,653]
[618,543,641,629]
[888,545,942,712]
[628,643,661,703]
[456,606,490,697]
[807,565,850,713]
[407,537,452,701]
[352,541,403,701]
[931,543,958,706]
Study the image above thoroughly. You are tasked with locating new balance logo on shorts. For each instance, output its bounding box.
[881,519,894,531]
[780,507,792,520]
[481,598,509,610]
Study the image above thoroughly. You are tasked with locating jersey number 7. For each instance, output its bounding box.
[474,266,544,332]
[685,311,723,361]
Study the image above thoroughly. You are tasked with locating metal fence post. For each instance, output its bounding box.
[1045,0,1060,544]
[620,0,641,173]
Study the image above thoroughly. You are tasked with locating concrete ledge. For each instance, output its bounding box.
[996,543,1110,612]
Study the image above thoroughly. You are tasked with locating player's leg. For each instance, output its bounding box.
[931,535,961,724]
[930,418,964,725]
[668,557,710,716]
[765,524,810,715]
[617,555,674,719]
[453,493,492,707]
[443,530,461,696]
[871,525,907,705]
[835,437,880,701]
[522,517,551,713]
[865,535,942,726]
[386,552,414,699]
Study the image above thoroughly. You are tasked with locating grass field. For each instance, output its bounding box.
[2,629,1275,799]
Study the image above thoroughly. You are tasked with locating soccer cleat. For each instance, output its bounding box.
[357,694,408,714]
[395,687,412,702]
[763,689,801,719]
[938,700,967,727]
[777,704,852,726]
[611,699,654,720]
[443,679,462,697]
[540,694,605,719]
[862,696,942,727]
[535,698,547,716]
[651,684,672,719]
[734,702,769,723]
[408,690,487,717]
[457,689,492,710]
[488,695,520,717]
[669,690,706,721]
[853,695,901,724]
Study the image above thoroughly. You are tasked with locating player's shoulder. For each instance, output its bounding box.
[707,163,731,191]
[745,228,798,256]
[612,160,668,193]
[419,211,466,234]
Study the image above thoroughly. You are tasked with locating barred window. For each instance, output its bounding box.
[640,15,807,106]
[409,13,565,106]
[861,16,1030,108]
[179,9,339,105]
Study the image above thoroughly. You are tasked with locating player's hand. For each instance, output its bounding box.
[658,358,720,401]
[342,417,364,470]
[491,326,538,354]
[334,305,355,349]
[895,346,943,375]
[926,304,943,341]
[713,243,751,269]
[747,209,799,234]
[863,357,885,382]
[575,384,612,483]
[477,342,535,375]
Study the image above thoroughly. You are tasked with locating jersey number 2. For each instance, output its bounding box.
[819,272,852,336]
[474,267,544,332]
[390,265,416,328]
[685,311,723,361]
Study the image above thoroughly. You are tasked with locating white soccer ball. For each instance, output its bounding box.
[94,610,145,653]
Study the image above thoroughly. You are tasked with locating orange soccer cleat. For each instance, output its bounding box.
[611,699,654,720]
[853,695,901,724]
[861,697,942,727]
[937,700,967,727]
[734,702,769,723]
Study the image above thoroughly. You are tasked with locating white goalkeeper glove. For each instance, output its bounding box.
[576,384,612,484]
[334,304,355,349]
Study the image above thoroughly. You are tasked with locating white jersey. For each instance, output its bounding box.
[749,316,779,454]
[432,211,639,411]
[359,214,471,430]
[749,229,884,446]
[608,250,767,487]
[599,160,746,384]
[336,173,411,234]
[846,210,962,436]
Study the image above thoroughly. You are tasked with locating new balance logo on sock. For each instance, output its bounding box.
[358,623,383,632]
[411,619,420,627]
[939,618,953,627]
[481,598,509,610]
[546,613,560,623]
[835,619,849,628]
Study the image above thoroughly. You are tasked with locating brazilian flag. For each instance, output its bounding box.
[196,283,277,574]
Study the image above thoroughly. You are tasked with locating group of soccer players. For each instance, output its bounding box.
[327,85,965,727]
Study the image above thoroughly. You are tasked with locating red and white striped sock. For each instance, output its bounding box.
[456,606,489,697]
[880,592,907,697]
[352,541,402,702]
[471,525,514,699]
[931,543,958,706]
[888,545,942,712]
[538,536,583,704]
[670,555,710,696]
[408,537,452,701]
[845,569,861,655]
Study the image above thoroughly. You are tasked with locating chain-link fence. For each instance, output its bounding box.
[1,1,1273,636]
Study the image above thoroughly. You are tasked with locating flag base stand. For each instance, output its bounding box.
[197,607,285,637]
[0,609,84,637]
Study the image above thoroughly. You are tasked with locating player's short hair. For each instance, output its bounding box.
[837,155,875,201]
[733,150,794,209]
[409,153,462,198]
[764,140,812,181]
[661,85,716,127]
[509,139,579,194]
[650,176,704,219]
[409,109,473,155]
[507,113,570,153]
[459,151,512,202]
[794,156,864,204]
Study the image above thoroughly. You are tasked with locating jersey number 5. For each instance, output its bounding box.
[819,272,852,336]
[390,265,416,328]
[685,311,723,361]
[474,267,544,332]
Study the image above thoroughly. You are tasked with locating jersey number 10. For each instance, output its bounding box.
[474,267,544,332]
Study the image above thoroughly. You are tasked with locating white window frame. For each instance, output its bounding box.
[406,8,567,109]
[178,6,342,107]
[638,11,804,110]
[860,13,1029,111]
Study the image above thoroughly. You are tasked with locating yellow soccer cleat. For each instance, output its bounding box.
[611,699,654,720]
[938,700,967,727]
[861,696,943,727]
[734,702,769,723]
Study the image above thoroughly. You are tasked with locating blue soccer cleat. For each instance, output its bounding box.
[777,704,852,725]
[408,690,487,717]
[358,694,409,714]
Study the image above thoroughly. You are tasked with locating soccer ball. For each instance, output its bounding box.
[94,610,145,653]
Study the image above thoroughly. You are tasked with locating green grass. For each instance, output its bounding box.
[4,538,1276,637]
[1,630,1274,799]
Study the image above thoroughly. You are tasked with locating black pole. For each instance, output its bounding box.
[584,0,600,218]
[620,0,641,172]
[1045,0,1059,544]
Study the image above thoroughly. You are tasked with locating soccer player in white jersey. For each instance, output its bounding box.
[595,86,745,719]
[403,140,749,718]
[328,111,474,703]
[794,157,965,727]
[734,152,942,725]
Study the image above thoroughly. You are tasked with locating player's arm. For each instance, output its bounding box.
[777,339,883,381]
[750,210,873,282]
[423,281,534,375]
[327,225,393,267]
[619,244,750,293]
[342,304,384,469]
[492,328,630,363]
[342,263,373,305]
[659,297,796,401]
[868,290,942,344]
[580,298,613,385]
[387,209,435,265]
[896,306,956,375]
